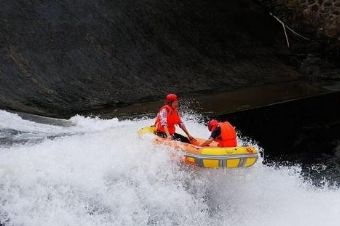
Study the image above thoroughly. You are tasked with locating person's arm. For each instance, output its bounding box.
[163,126,172,139]
[200,137,214,146]
[160,108,172,139]
[179,123,195,140]
[200,127,220,146]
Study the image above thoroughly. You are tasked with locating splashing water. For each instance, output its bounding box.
[0,110,339,226]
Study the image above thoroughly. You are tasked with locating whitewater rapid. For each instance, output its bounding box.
[0,110,339,226]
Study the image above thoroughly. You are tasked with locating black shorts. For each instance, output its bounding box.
[155,132,190,143]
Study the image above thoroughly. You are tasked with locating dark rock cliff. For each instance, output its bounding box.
[0,0,337,117]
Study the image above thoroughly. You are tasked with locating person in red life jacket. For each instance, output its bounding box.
[154,93,195,143]
[200,119,237,147]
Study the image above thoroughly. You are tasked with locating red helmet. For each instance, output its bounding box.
[166,93,178,103]
[208,119,219,131]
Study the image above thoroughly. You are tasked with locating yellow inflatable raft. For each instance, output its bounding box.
[138,126,258,169]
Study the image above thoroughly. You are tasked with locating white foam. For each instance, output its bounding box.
[0,111,339,226]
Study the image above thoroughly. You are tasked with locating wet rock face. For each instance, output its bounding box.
[0,0,302,117]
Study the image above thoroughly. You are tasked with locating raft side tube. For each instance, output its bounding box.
[184,153,258,169]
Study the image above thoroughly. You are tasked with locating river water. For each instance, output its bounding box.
[0,110,339,226]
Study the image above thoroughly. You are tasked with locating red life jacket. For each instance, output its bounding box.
[155,105,181,135]
[215,122,237,147]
